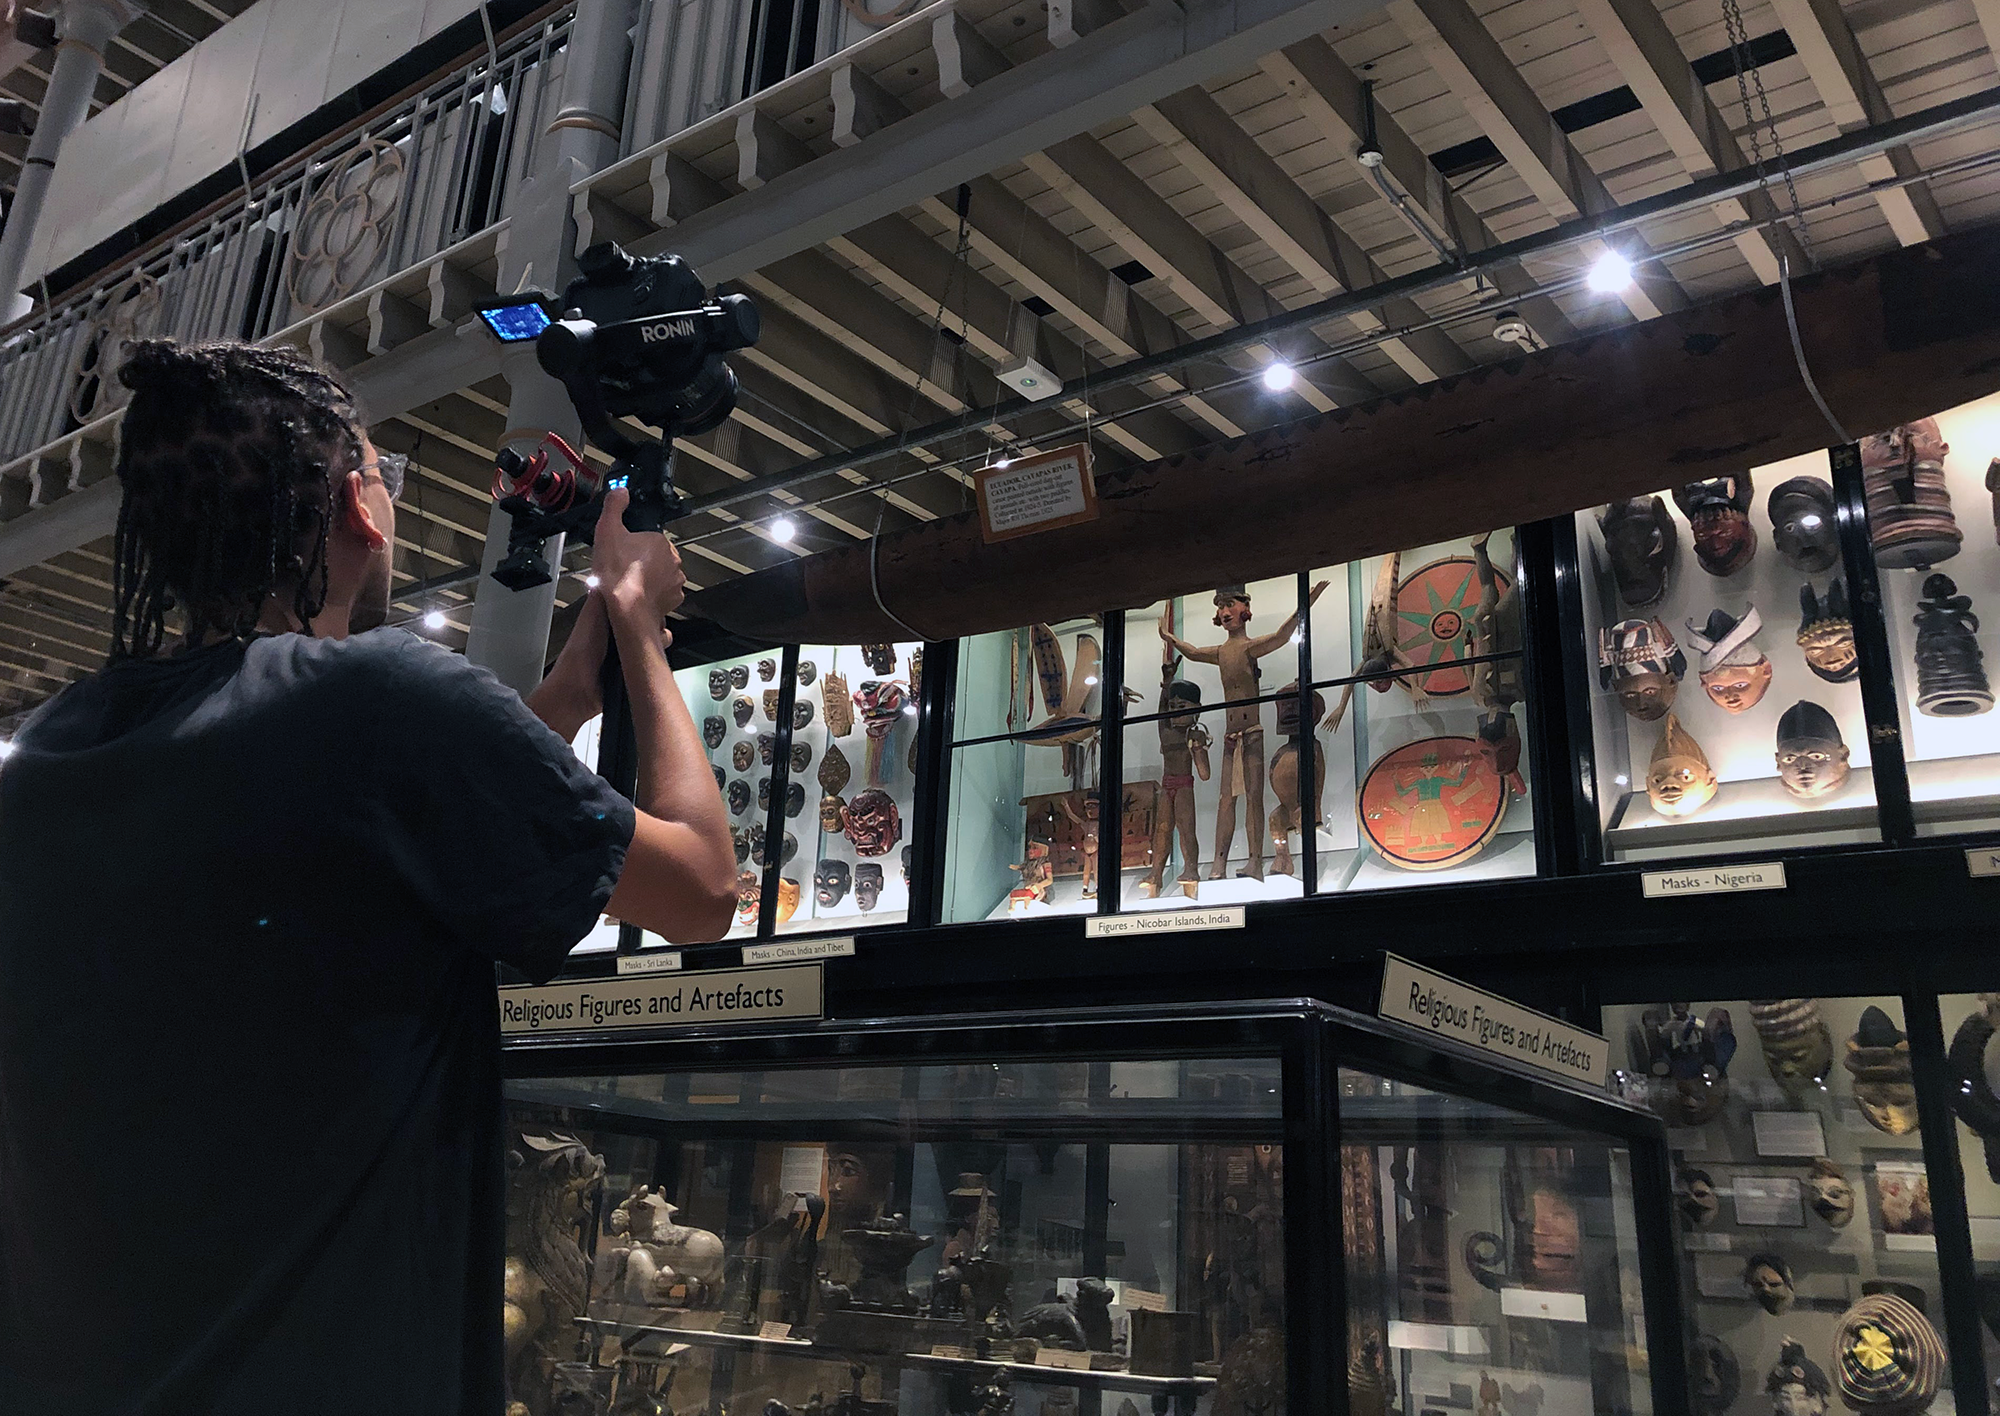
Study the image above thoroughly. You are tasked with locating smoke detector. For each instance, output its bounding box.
[1492,311,1535,350]
[996,356,1063,401]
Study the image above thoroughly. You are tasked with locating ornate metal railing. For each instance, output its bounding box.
[0,5,576,465]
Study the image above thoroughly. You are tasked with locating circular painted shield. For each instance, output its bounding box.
[1395,556,1509,697]
[1358,736,1508,871]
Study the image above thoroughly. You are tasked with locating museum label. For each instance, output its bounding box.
[1378,954,1610,1089]
[1640,861,1786,897]
[500,963,823,1034]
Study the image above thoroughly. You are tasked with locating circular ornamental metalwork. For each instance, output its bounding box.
[67,272,162,426]
[286,136,406,314]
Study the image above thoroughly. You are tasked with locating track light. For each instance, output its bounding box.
[0,739,14,760]
[423,609,447,631]
[1587,249,1634,294]
[770,517,796,544]
[1262,361,1295,392]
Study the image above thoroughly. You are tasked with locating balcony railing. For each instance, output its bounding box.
[0,5,576,468]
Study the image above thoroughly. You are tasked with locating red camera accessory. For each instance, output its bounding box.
[491,432,600,513]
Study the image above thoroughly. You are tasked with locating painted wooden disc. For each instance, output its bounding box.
[1394,556,1510,697]
[1358,735,1508,871]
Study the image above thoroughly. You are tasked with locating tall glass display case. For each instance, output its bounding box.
[497,1001,1685,1416]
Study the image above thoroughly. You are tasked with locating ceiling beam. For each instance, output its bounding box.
[1386,0,1690,320]
[1135,88,1475,383]
[1764,0,1945,247]
[1259,37,1576,345]
[1570,0,1803,285]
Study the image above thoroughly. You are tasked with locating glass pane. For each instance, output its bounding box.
[1338,1067,1653,1416]
[942,731,1100,922]
[567,712,622,954]
[1316,531,1516,694]
[1605,997,1959,1413]
[1577,482,1878,862]
[503,1055,1284,1416]
[779,641,920,933]
[953,616,1103,744]
[666,653,776,942]
[1856,398,2000,835]
[1132,574,1306,716]
[1939,992,2000,1394]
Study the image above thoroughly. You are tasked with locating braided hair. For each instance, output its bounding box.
[110,339,363,659]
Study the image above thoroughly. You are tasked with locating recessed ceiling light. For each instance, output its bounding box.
[424,609,447,631]
[1588,249,1634,293]
[585,574,600,589]
[771,517,797,543]
[1262,361,1295,392]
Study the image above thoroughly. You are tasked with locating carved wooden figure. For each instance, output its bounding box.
[1138,656,1211,900]
[1327,554,1426,734]
[1056,795,1101,898]
[1161,582,1326,882]
[1268,682,1326,877]
[1467,533,1526,796]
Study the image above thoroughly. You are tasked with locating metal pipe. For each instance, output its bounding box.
[0,0,139,317]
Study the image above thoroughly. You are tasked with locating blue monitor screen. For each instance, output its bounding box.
[478,303,552,342]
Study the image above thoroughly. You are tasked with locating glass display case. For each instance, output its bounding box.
[1940,991,2000,1398]
[496,1000,1683,1416]
[939,530,1538,921]
[1606,996,1961,1415]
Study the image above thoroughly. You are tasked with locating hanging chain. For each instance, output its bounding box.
[1721,0,1818,267]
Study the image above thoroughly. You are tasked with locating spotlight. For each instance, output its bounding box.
[0,739,13,760]
[423,609,448,631]
[770,517,796,544]
[1262,361,1295,392]
[1587,249,1633,294]
[993,456,1013,469]
[584,574,600,589]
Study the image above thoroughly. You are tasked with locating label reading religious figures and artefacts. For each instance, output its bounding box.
[1358,736,1509,871]
[1379,955,1610,1088]
[975,444,1098,542]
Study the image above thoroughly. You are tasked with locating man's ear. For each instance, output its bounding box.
[336,470,388,550]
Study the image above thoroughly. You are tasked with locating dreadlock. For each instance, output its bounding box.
[110,339,363,659]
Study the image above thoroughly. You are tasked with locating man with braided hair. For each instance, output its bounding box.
[0,340,736,1414]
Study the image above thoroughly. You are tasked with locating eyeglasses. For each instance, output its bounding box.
[357,452,409,502]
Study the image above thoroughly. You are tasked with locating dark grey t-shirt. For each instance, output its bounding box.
[0,628,633,1415]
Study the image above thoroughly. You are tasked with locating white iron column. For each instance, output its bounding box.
[0,0,141,319]
[462,0,632,693]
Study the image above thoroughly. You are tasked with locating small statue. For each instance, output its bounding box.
[504,1131,605,1416]
[1798,580,1859,683]
[1015,1289,1089,1349]
[1686,606,1772,713]
[842,1212,934,1311]
[861,643,898,674]
[604,1187,726,1309]
[1675,472,1758,575]
[1766,1338,1832,1416]
[1598,495,1680,606]
[1478,1370,1503,1416]
[1776,701,1851,799]
[1268,682,1326,877]
[1913,573,1993,715]
[853,863,884,912]
[823,670,855,737]
[1748,998,1834,1091]
[1805,1158,1856,1229]
[1467,532,1526,794]
[1861,417,1961,568]
[1325,553,1426,733]
[734,696,755,728]
[1743,1252,1796,1314]
[854,681,907,787]
[1678,1167,1720,1226]
[1056,794,1101,898]
[1845,1005,1920,1135]
[1138,662,1210,900]
[775,877,801,924]
[815,859,851,908]
[1646,713,1717,818]
[1599,617,1686,721]
[1075,1277,1115,1352]
[703,716,725,750]
[843,789,901,857]
[1161,581,1328,881]
[1768,476,1842,574]
[1007,841,1054,914]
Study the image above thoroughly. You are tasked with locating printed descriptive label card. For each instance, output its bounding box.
[1379,954,1610,1089]
[1641,861,1786,898]
[1035,1349,1094,1371]
[1500,1288,1587,1323]
[617,950,683,975]
[743,936,856,965]
[1084,906,1246,938]
[499,963,823,1034]
[975,444,1098,542]
[1753,1109,1827,1158]
[1968,847,2000,877]
[759,1322,797,1341]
